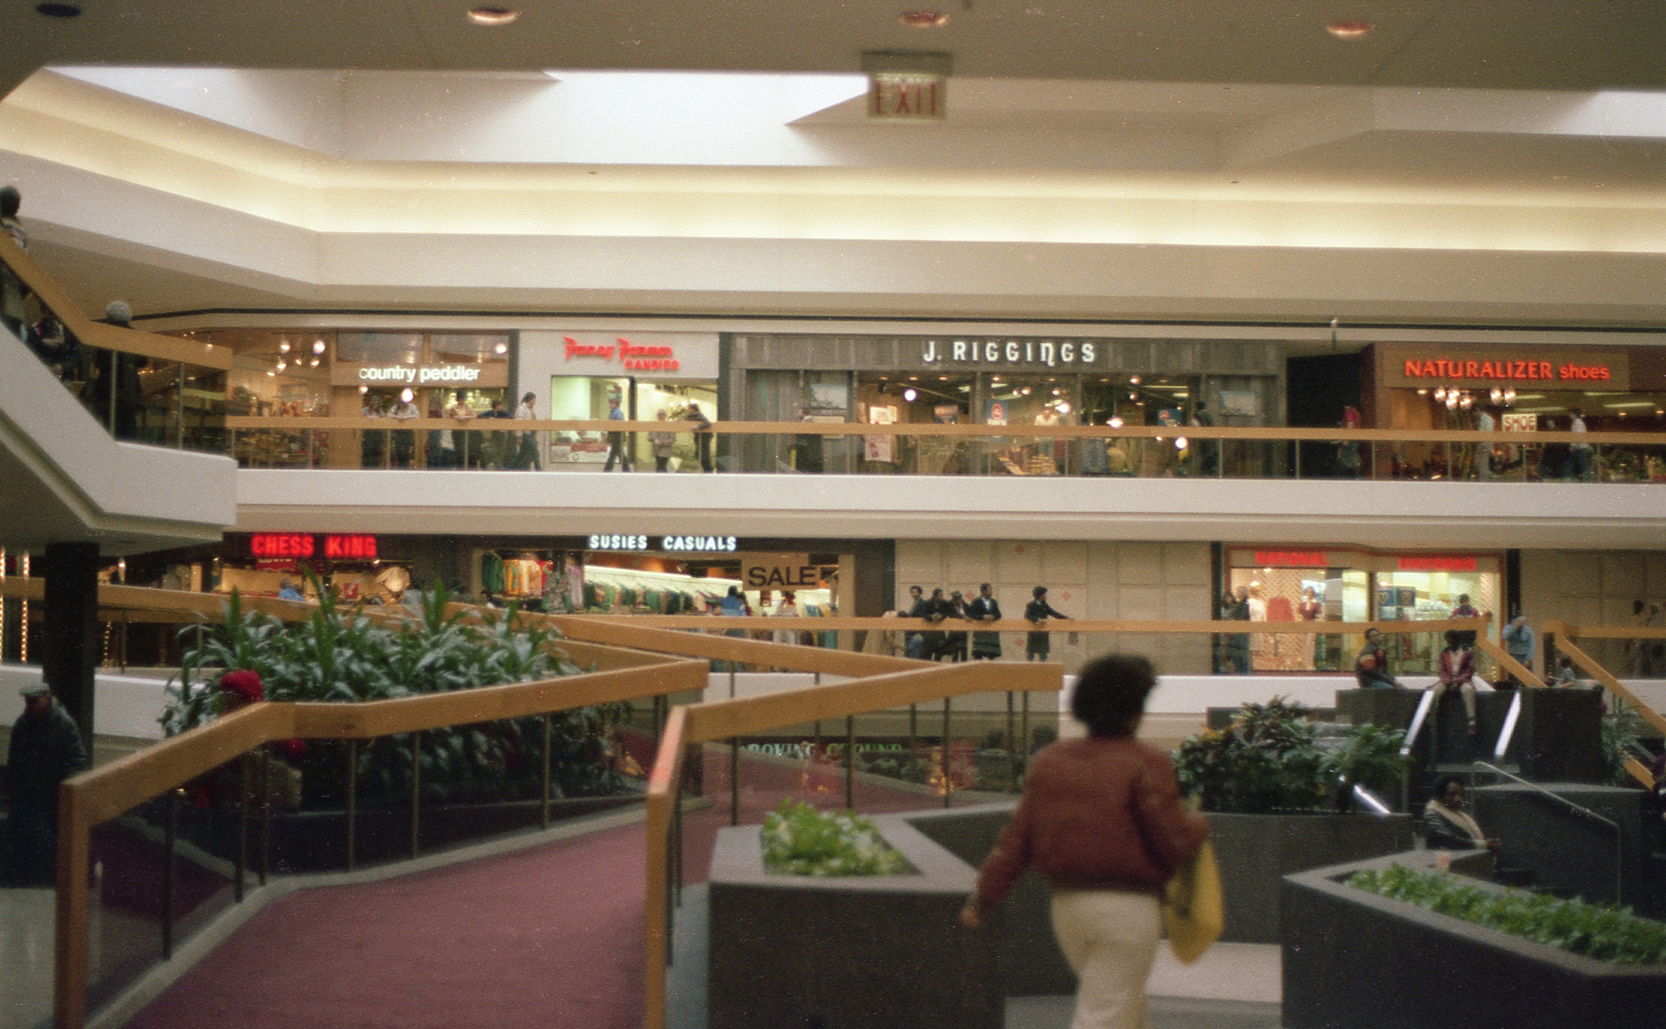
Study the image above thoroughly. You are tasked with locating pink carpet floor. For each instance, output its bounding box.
[118,746,979,1029]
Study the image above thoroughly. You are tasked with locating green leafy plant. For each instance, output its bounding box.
[1601,704,1649,787]
[1349,863,1666,965]
[760,800,910,876]
[162,576,634,804]
[1175,698,1408,813]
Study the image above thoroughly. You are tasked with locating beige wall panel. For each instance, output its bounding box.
[1118,586,1168,622]
[1163,542,1213,587]
[1117,541,1167,587]
[1043,541,1090,588]
[945,540,995,587]
[995,541,1045,584]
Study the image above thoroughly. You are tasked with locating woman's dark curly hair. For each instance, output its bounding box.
[1070,653,1157,738]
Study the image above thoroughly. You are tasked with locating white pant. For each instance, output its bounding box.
[1049,889,1162,1029]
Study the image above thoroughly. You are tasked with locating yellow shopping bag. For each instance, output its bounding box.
[1162,839,1223,963]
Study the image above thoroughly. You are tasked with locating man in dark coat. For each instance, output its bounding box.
[4,682,88,885]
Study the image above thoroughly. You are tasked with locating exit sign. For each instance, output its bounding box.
[868,73,946,120]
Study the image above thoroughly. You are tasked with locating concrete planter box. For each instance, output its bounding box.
[1210,811,1414,943]
[1283,852,1666,1029]
[707,813,1002,1029]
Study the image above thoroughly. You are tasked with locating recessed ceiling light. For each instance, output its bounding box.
[36,3,82,17]
[899,11,950,29]
[1326,20,1375,40]
[467,6,520,26]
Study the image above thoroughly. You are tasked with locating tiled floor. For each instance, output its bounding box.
[666,882,1284,1029]
[1,886,54,1029]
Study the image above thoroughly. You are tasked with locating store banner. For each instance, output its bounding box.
[742,553,828,589]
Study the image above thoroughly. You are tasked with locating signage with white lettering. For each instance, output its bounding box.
[585,535,739,553]
[333,363,507,388]
[919,338,1102,370]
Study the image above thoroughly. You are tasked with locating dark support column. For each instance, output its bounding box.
[42,541,100,756]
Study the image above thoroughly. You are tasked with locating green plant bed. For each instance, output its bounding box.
[162,581,635,806]
[1177,697,1408,813]
[1348,863,1666,964]
[761,801,910,876]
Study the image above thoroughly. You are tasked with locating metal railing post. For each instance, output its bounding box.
[410,731,422,858]
[162,788,179,960]
[941,698,953,808]
[345,739,358,872]
[844,715,855,810]
[541,715,553,830]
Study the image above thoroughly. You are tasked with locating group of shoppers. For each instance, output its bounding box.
[899,583,1072,662]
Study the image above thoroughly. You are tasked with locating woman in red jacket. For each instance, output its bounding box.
[960,653,1209,1029]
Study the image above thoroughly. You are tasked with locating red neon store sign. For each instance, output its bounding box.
[250,534,378,561]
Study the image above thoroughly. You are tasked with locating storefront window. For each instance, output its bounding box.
[1226,549,1500,676]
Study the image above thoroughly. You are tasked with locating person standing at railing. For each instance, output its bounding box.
[1501,615,1535,679]
[512,392,543,470]
[1475,404,1497,481]
[968,582,1004,660]
[688,400,714,472]
[602,394,632,472]
[1025,585,1071,661]
[446,389,476,467]
[2,681,87,886]
[390,390,420,468]
[649,409,676,472]
[903,584,929,659]
[1569,407,1594,482]
[0,184,28,342]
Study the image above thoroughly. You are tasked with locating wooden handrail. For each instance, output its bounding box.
[1,232,234,372]
[222,413,1666,448]
[52,645,706,1029]
[640,657,1059,1029]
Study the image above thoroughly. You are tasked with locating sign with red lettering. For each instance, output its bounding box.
[562,336,680,372]
[249,534,377,563]
[1397,555,1478,572]
[1253,551,1329,567]
[869,73,946,120]
[1379,344,1628,390]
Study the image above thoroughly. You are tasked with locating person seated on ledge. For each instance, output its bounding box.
[1354,627,1406,689]
[1422,775,1501,856]
[1431,629,1480,736]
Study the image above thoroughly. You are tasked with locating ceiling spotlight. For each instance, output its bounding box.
[275,359,287,372]
[899,11,950,28]
[1108,416,1124,429]
[1055,401,1072,415]
[903,387,918,402]
[309,358,320,367]
[278,341,291,353]
[1174,436,1188,451]
[1129,375,1141,385]
[1325,20,1375,40]
[401,387,415,403]
[494,342,508,354]
[312,339,326,354]
[467,6,520,26]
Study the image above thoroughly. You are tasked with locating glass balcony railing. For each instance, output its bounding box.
[220,415,1664,484]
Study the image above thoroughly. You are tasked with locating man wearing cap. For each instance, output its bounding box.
[3,682,88,885]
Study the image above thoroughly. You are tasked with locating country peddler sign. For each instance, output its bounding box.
[332,362,508,388]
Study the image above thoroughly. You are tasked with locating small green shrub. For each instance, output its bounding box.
[760,800,910,877]
[1348,864,1666,965]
